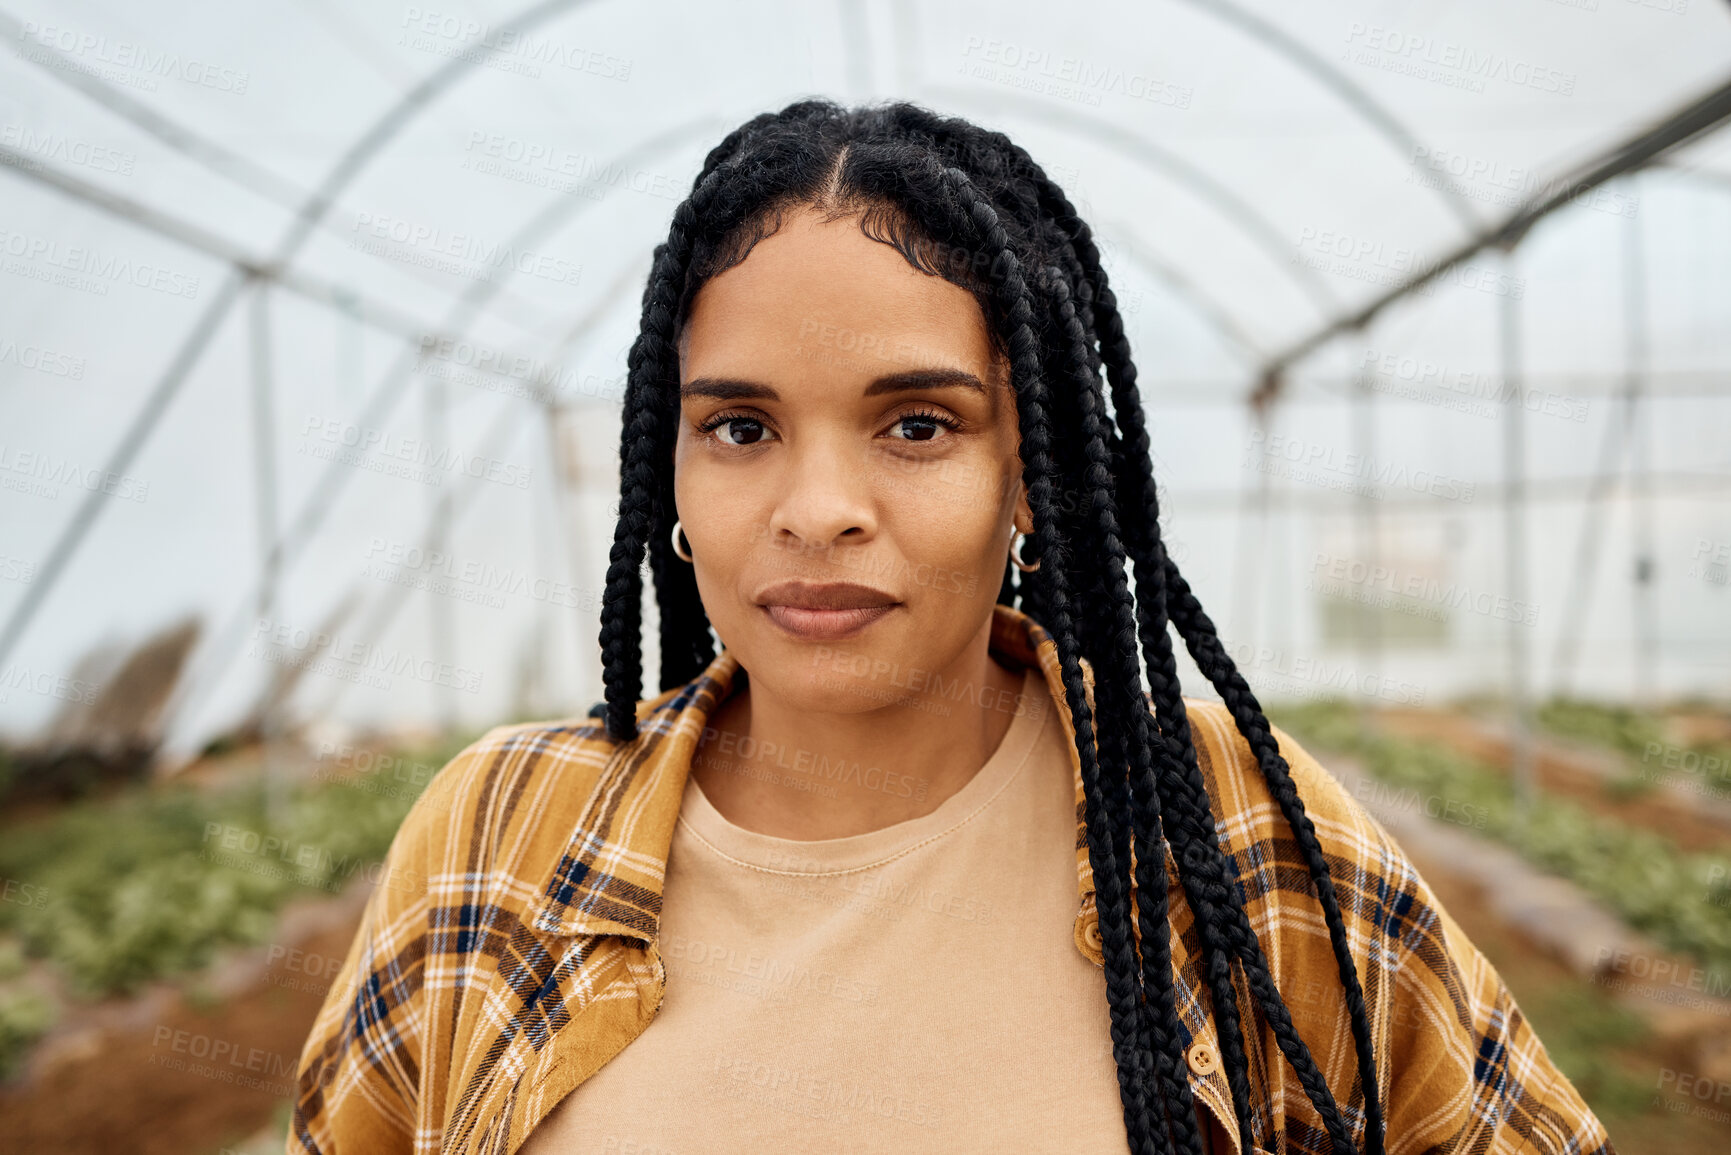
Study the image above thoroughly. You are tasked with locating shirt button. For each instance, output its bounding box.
[1082,919,1103,952]
[1186,1041,1219,1077]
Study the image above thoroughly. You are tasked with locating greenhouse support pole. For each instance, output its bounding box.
[302,398,534,725]
[1624,175,1658,707]
[1230,396,1275,646]
[1549,173,1654,693]
[248,279,282,625]
[1548,379,1629,693]
[543,404,596,711]
[1352,353,1382,726]
[425,366,458,735]
[249,276,287,827]
[1500,246,1536,825]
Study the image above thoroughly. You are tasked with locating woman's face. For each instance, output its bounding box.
[674,203,1033,713]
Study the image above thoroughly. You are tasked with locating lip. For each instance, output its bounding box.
[755,581,900,642]
[761,603,897,641]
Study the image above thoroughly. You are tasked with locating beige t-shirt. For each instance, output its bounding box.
[521,665,1143,1153]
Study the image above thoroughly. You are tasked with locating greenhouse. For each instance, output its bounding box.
[0,2,1728,1152]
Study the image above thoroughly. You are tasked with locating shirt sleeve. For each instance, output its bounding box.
[287,753,450,1153]
[1267,723,1618,1155]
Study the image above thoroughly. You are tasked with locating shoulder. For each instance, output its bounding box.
[1177,696,1380,848]
[388,686,690,877]
[408,716,612,832]
[1173,696,1414,971]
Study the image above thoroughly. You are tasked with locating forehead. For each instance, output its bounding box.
[678,205,1005,393]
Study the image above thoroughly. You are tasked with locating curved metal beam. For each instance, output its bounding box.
[1253,73,1731,403]
[0,267,251,671]
[1169,0,1482,229]
[0,5,566,333]
[165,115,737,732]
[260,0,592,270]
[1098,217,1267,365]
[0,0,593,669]
[922,85,1342,321]
[0,144,549,361]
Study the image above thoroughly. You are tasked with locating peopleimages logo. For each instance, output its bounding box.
[298,415,533,490]
[1307,551,1539,627]
[416,333,625,405]
[1342,23,1576,96]
[349,210,583,286]
[361,536,600,612]
[957,36,1192,109]
[1355,347,1588,423]
[15,20,252,94]
[0,442,149,502]
[460,131,680,202]
[1226,642,1427,706]
[0,335,86,379]
[200,822,423,896]
[248,615,484,695]
[1244,430,1477,505]
[1690,538,1729,587]
[1,122,136,176]
[0,226,201,299]
[1293,227,1525,300]
[0,662,99,706]
[398,8,633,80]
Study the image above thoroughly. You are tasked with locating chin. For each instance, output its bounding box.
[739,626,930,715]
[805,666,916,715]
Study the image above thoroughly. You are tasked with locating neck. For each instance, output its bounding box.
[690,613,1028,840]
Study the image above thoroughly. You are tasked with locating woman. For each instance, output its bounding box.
[292,100,1614,1155]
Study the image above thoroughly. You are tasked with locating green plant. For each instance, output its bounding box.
[1538,698,1731,796]
[1538,698,1665,761]
[0,939,24,981]
[0,732,480,997]
[0,985,55,1080]
[1272,701,1731,985]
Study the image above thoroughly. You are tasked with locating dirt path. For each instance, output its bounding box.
[0,883,369,1155]
[1378,709,1731,855]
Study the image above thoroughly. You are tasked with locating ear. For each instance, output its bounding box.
[1010,474,1034,536]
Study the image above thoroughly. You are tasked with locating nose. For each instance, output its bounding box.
[766,437,877,556]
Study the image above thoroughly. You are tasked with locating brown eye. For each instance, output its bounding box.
[888,408,960,443]
[704,416,775,446]
[722,418,764,445]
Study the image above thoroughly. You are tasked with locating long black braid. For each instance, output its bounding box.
[1014,139,1385,1155]
[597,98,1384,1155]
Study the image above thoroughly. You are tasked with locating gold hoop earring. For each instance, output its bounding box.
[1010,529,1041,573]
[671,519,693,563]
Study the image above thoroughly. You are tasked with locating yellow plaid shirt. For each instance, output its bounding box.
[291,603,1614,1155]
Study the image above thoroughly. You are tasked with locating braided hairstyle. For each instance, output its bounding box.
[597,99,1384,1155]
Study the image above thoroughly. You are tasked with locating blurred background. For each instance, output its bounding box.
[1,0,1729,1151]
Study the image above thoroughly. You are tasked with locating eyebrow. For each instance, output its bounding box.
[679,367,989,401]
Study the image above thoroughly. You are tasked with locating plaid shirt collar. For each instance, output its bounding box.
[528,601,1165,954]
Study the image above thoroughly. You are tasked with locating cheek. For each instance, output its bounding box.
[676,456,764,567]
[874,452,1004,597]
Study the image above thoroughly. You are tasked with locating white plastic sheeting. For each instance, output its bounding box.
[1,0,1728,753]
